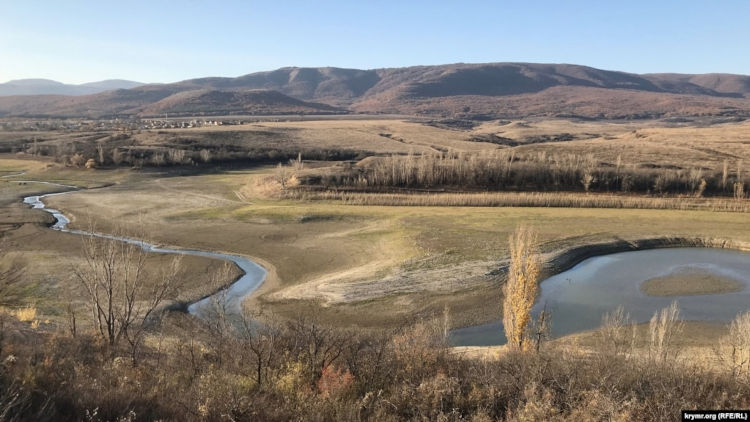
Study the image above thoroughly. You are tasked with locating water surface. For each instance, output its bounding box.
[451,248,750,346]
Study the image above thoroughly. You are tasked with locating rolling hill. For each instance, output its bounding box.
[1,63,750,119]
[0,79,143,96]
[138,89,343,116]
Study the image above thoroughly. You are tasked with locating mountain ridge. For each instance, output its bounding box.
[2,63,750,119]
[0,78,144,96]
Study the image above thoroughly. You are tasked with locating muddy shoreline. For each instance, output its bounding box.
[488,236,750,281]
[543,236,750,278]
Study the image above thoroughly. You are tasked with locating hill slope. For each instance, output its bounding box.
[1,63,750,119]
[0,79,143,96]
[138,89,344,116]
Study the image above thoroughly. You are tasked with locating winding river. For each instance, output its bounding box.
[452,247,750,346]
[12,177,750,341]
[17,180,266,319]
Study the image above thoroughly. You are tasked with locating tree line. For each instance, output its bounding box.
[306,151,748,198]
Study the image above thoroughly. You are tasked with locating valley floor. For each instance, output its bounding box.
[4,156,750,332]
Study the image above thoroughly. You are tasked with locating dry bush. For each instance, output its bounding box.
[509,382,559,421]
[13,306,36,323]
[69,153,85,167]
[648,301,684,363]
[316,364,354,398]
[598,306,635,358]
[242,176,285,199]
[717,311,750,377]
[565,389,635,422]
[392,320,447,382]
[0,312,748,420]
[503,227,541,351]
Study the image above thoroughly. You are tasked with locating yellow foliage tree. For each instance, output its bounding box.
[503,226,541,351]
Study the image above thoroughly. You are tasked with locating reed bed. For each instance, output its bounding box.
[290,189,750,212]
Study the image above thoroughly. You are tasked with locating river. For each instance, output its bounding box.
[17,180,266,319]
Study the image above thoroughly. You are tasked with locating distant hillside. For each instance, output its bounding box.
[0,88,343,118]
[1,63,750,119]
[0,79,143,96]
[138,89,344,116]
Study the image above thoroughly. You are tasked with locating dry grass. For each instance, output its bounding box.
[513,119,750,170]
[175,119,496,153]
[12,305,36,322]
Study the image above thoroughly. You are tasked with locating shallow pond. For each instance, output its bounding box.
[451,248,750,346]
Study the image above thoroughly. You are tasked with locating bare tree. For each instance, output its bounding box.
[97,143,106,166]
[72,232,182,360]
[290,152,304,171]
[274,163,292,189]
[530,305,551,353]
[286,314,348,389]
[111,147,124,166]
[581,169,596,192]
[442,304,451,341]
[237,314,280,390]
[199,149,212,163]
[735,182,746,200]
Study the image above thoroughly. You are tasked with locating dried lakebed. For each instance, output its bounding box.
[19,181,266,319]
[452,247,750,346]
[15,179,750,339]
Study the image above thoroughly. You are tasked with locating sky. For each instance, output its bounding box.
[1,0,749,84]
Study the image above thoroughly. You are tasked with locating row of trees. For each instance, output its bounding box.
[310,151,749,197]
[22,135,361,169]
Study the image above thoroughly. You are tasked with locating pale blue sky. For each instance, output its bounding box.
[1,0,749,84]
